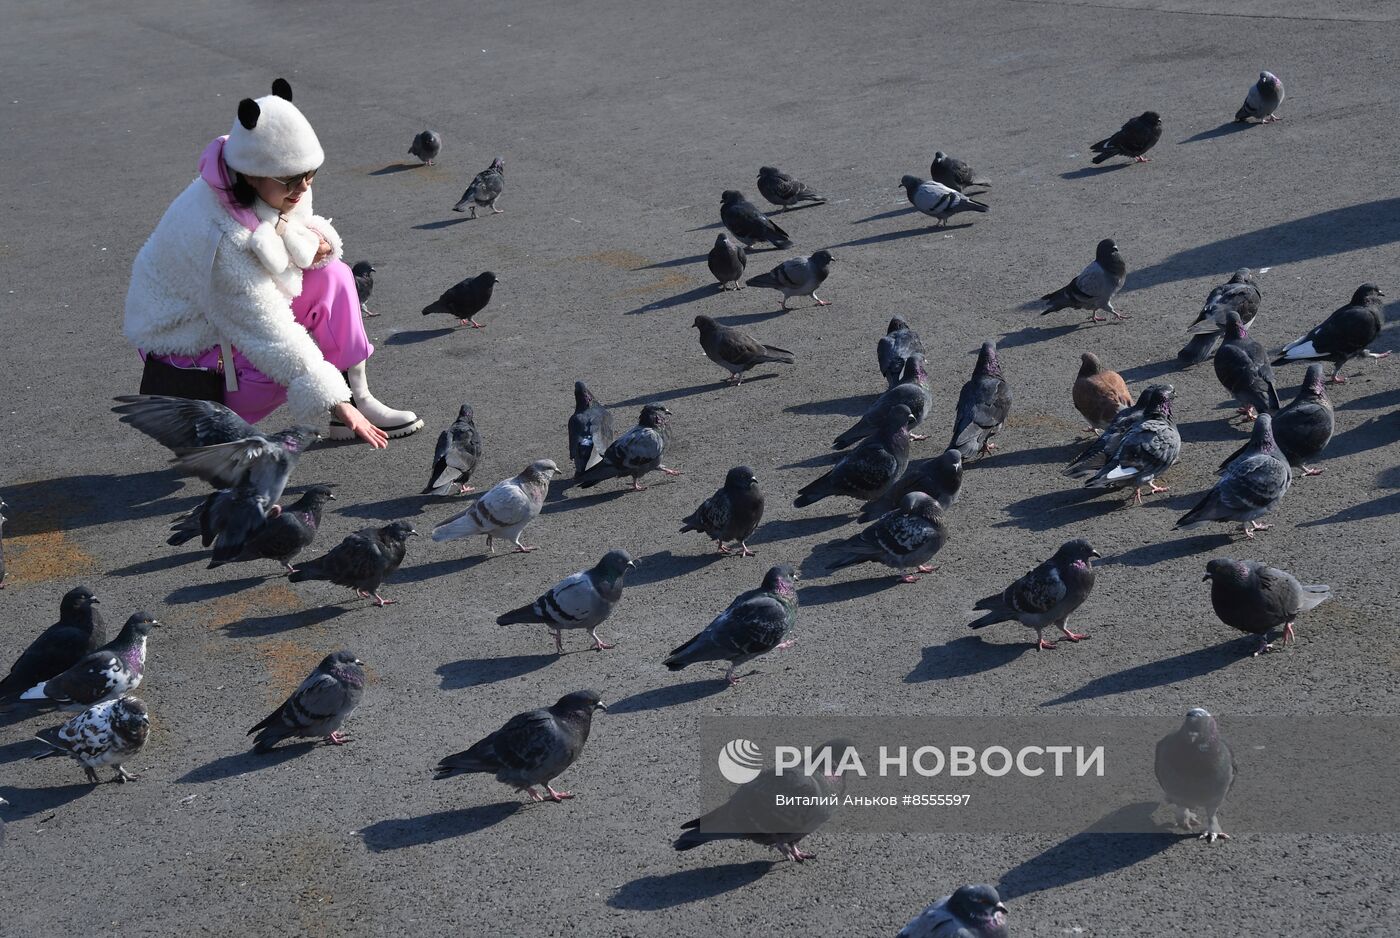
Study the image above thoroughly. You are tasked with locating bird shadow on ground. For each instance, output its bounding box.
[220,604,351,638]
[1338,385,1400,411]
[633,253,708,270]
[713,309,789,327]
[1320,413,1395,460]
[1119,356,1182,383]
[0,738,44,765]
[360,801,524,852]
[851,206,915,224]
[165,575,271,605]
[828,224,970,250]
[905,636,1032,682]
[411,218,471,231]
[608,678,730,714]
[1,469,191,536]
[1059,164,1130,180]
[369,163,421,176]
[1300,468,1400,526]
[106,551,207,577]
[777,451,840,470]
[608,861,777,910]
[627,550,727,588]
[685,221,726,232]
[1179,121,1252,144]
[0,782,94,819]
[626,284,719,315]
[989,441,1078,469]
[437,653,557,690]
[383,327,456,346]
[997,803,1184,900]
[394,554,490,584]
[1177,416,1247,445]
[338,492,433,520]
[750,513,851,546]
[996,322,1082,350]
[798,575,899,607]
[178,742,318,783]
[1043,637,1251,706]
[1097,532,1234,567]
[0,706,49,731]
[612,375,778,408]
[784,393,873,418]
[541,487,631,515]
[996,486,1112,532]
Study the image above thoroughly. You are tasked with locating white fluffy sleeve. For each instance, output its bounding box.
[304,215,344,270]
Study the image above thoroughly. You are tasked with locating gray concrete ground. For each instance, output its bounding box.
[3,0,1400,934]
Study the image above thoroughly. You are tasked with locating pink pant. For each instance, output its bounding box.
[154,260,372,423]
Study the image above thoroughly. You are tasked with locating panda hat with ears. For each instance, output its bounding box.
[223,78,324,179]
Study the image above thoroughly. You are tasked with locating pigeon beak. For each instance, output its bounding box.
[1089,549,1101,559]
[150,619,163,628]
[328,493,337,500]
[1202,573,1211,582]
[626,559,638,569]
[91,597,101,605]
[995,903,1009,915]
[595,701,608,711]
[408,530,420,537]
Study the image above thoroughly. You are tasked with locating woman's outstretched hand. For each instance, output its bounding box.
[333,401,388,449]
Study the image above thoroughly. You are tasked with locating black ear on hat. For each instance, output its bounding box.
[271,78,293,101]
[237,98,260,130]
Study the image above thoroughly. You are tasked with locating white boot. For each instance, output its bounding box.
[328,361,424,440]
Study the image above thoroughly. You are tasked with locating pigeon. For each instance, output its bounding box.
[664,565,798,686]
[0,586,106,701]
[0,496,6,589]
[968,539,1099,650]
[707,233,747,290]
[898,175,989,226]
[351,260,376,316]
[1203,558,1331,655]
[421,271,498,328]
[112,394,258,450]
[434,690,606,802]
[719,189,792,249]
[746,250,836,309]
[1214,309,1280,420]
[289,521,417,606]
[756,166,826,211]
[16,612,159,709]
[1084,384,1180,504]
[1155,708,1237,843]
[1273,284,1389,383]
[432,459,558,551]
[795,405,914,508]
[827,492,948,583]
[1236,71,1284,123]
[1090,111,1162,163]
[949,342,1012,460]
[497,549,637,652]
[167,481,277,565]
[34,696,149,784]
[247,650,365,752]
[1220,364,1333,477]
[929,151,992,193]
[452,156,505,216]
[834,354,933,449]
[898,884,1010,938]
[878,316,926,389]
[1064,384,1172,480]
[680,465,766,557]
[858,448,963,522]
[568,381,615,477]
[408,129,442,164]
[206,484,336,572]
[1041,238,1128,322]
[573,405,678,492]
[693,315,796,384]
[1177,412,1290,538]
[674,742,849,861]
[1180,269,1261,365]
[424,404,483,496]
[1073,352,1133,430]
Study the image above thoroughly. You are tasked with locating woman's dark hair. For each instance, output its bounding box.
[228,172,257,208]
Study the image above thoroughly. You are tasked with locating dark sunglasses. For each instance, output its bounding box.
[271,168,318,189]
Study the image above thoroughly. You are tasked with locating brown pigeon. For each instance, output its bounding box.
[1072,352,1133,431]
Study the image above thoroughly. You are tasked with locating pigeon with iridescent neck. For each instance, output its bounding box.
[1203,558,1330,656]
[858,448,962,522]
[833,354,932,449]
[828,492,948,583]
[1179,269,1260,365]
[248,651,365,752]
[950,342,1012,460]
[1273,284,1389,383]
[201,484,335,572]
[452,156,505,216]
[1236,71,1284,123]
[707,233,747,290]
[1220,364,1333,477]
[746,250,836,309]
[408,129,442,164]
[664,565,799,686]
[432,460,558,551]
[1214,309,1280,421]
[497,549,636,652]
[1041,238,1127,322]
[17,612,158,709]
[1155,708,1236,843]
[574,405,678,492]
[795,405,913,508]
[289,521,417,605]
[878,316,926,389]
[899,175,989,226]
[680,466,765,557]
[969,539,1099,650]
[1085,385,1180,504]
[898,884,1009,938]
[423,404,482,496]
[1177,413,1290,538]
[568,381,615,476]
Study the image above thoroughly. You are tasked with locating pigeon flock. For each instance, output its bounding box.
[3,59,1394,933]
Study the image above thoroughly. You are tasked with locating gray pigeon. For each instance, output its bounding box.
[929,151,991,193]
[746,250,836,309]
[1273,284,1389,383]
[795,405,914,508]
[432,460,558,551]
[949,342,1012,459]
[1179,269,1261,365]
[204,484,336,572]
[898,884,1010,938]
[248,650,365,752]
[969,539,1099,650]
[1236,71,1284,123]
[351,260,376,316]
[112,394,258,450]
[1064,384,1172,480]
[1085,385,1181,504]
[1155,708,1236,843]
[434,690,606,802]
[408,129,442,164]
[574,404,678,491]
[16,612,158,709]
[34,695,149,784]
[1214,310,1280,420]
[858,447,963,522]
[453,156,505,216]
[693,315,796,384]
[1203,558,1331,655]
[497,549,636,652]
[1041,238,1128,322]
[569,382,615,476]
[0,587,106,701]
[422,271,498,328]
[1220,364,1332,476]
[756,166,826,211]
[828,492,948,583]
[1177,412,1291,538]
[424,404,483,496]
[834,354,933,449]
[899,175,989,226]
[680,466,765,557]
[1090,111,1162,163]
[707,233,747,290]
[878,316,926,389]
[719,189,791,249]
[289,521,417,606]
[167,481,278,566]
[664,565,799,686]
[170,426,318,510]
